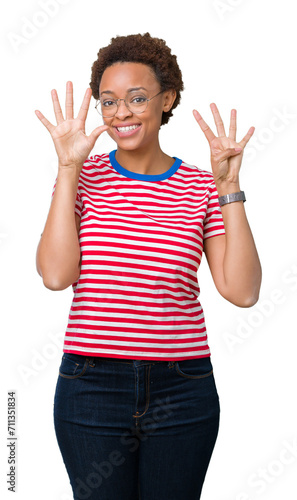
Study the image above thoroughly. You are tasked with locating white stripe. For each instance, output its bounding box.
[66,317,206,328]
[64,336,208,348]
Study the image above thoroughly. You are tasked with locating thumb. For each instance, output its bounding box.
[215,147,242,162]
[89,124,109,144]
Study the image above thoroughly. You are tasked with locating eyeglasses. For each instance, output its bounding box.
[95,90,164,117]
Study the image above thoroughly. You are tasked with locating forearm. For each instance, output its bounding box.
[36,166,82,290]
[217,182,262,307]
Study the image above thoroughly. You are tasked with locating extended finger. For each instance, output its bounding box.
[77,87,92,123]
[238,126,255,148]
[229,109,237,141]
[193,109,216,144]
[210,103,226,137]
[65,81,74,120]
[51,88,64,125]
[35,110,55,134]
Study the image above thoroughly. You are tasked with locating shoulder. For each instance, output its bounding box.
[77,153,111,179]
[180,159,216,187]
[81,152,111,170]
[87,152,111,164]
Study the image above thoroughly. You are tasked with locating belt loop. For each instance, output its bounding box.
[88,357,95,367]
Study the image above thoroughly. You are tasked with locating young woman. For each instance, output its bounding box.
[35,33,261,500]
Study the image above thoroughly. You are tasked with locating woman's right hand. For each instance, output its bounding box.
[35,81,109,170]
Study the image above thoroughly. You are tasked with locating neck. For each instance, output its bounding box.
[114,141,174,176]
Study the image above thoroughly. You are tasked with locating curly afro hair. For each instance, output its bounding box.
[90,32,184,126]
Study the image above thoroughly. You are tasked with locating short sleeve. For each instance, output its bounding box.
[203,181,225,241]
[50,175,82,218]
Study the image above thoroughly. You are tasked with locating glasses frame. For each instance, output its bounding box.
[95,89,165,117]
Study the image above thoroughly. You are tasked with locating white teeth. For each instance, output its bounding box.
[117,125,139,132]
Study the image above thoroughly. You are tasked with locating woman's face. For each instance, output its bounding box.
[99,62,176,152]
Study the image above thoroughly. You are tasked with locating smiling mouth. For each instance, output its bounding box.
[115,124,141,132]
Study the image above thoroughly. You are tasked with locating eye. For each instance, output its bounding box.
[133,96,146,103]
[102,99,116,107]
[129,95,147,104]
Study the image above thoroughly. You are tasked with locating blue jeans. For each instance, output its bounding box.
[53,354,220,500]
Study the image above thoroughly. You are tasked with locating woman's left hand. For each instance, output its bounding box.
[193,103,255,187]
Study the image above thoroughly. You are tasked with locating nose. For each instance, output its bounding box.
[114,99,133,119]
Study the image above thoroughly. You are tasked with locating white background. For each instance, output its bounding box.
[1,0,297,499]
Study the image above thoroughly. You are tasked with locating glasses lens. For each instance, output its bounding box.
[98,97,117,117]
[126,92,148,114]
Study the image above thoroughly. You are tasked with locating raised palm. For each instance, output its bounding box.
[35,81,109,168]
[193,103,255,185]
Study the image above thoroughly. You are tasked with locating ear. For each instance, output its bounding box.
[163,90,177,112]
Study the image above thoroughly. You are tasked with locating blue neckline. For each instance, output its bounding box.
[109,150,182,182]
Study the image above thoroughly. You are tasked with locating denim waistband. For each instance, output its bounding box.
[73,354,212,369]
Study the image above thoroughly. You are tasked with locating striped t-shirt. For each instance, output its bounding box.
[50,150,225,360]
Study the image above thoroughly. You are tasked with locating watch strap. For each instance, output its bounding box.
[218,190,246,206]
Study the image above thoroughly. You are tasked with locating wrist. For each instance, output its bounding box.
[215,181,241,197]
[58,164,82,178]
[58,162,83,170]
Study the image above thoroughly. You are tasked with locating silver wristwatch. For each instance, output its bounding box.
[218,190,246,207]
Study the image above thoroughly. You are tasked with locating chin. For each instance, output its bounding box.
[108,132,137,150]
[117,143,141,151]
[113,138,144,151]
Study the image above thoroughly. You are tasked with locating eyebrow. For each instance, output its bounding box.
[100,86,148,96]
